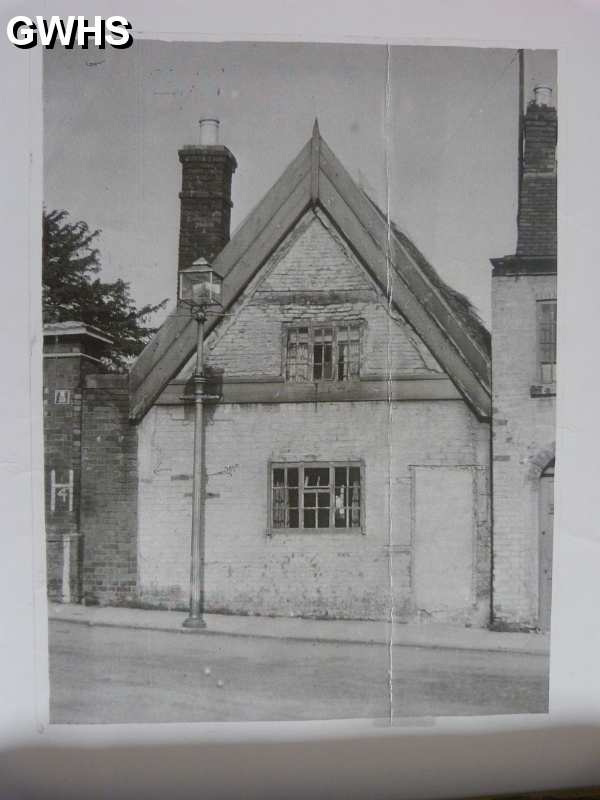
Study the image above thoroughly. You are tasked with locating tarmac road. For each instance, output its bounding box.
[49,620,549,723]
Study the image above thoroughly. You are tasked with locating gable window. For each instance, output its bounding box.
[538,300,557,384]
[285,323,362,382]
[270,462,363,532]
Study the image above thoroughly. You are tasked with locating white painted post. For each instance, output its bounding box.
[62,535,71,604]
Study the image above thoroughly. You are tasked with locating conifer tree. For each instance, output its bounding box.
[43,209,167,370]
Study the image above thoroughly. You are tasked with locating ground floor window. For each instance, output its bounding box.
[270,462,363,531]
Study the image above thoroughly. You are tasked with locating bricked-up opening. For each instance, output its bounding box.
[177,119,237,273]
[517,88,557,258]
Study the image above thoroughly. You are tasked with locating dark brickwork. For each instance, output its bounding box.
[43,330,108,602]
[80,374,138,605]
[44,354,82,601]
[517,102,557,257]
[178,145,237,269]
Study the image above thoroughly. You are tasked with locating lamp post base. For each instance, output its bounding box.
[182,616,207,630]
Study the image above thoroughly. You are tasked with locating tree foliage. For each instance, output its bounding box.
[42,209,168,370]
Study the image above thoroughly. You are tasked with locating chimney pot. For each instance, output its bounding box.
[533,85,553,107]
[198,118,220,146]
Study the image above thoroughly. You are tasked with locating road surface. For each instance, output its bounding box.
[49,621,549,723]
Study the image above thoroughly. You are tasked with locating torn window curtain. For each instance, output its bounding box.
[286,323,361,383]
[271,463,362,531]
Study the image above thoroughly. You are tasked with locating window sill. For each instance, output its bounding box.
[530,383,556,398]
[267,528,365,536]
[285,378,361,386]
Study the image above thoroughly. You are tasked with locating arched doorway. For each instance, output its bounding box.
[539,458,555,631]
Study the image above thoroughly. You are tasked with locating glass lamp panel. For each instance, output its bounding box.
[179,270,198,304]
[179,265,223,307]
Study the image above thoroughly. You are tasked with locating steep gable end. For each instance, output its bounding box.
[130,122,490,421]
[260,211,371,293]
[176,209,442,383]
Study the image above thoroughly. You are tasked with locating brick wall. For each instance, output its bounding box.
[80,374,138,605]
[43,354,83,601]
[491,273,556,627]
[180,211,442,381]
[178,145,237,268]
[140,205,491,624]
[517,102,557,258]
[137,400,490,624]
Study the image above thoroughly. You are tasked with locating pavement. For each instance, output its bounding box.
[48,602,549,655]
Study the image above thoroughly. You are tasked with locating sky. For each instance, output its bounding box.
[44,42,556,328]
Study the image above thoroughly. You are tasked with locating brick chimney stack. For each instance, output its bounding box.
[517,86,557,257]
[178,119,237,271]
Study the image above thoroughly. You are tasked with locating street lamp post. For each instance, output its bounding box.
[178,258,223,630]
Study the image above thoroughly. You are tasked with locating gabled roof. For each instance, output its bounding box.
[367,197,491,360]
[129,120,491,422]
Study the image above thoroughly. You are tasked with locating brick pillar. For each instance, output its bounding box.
[177,122,237,271]
[43,322,113,603]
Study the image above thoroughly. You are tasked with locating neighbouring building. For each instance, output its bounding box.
[43,88,557,631]
[490,85,557,631]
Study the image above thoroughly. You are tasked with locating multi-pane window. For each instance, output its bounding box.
[285,323,361,383]
[270,463,363,531]
[312,327,334,380]
[336,325,361,381]
[286,327,310,382]
[538,300,557,384]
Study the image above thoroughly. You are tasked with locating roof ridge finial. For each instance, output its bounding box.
[310,118,320,205]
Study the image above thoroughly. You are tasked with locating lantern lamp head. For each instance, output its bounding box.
[178,258,224,309]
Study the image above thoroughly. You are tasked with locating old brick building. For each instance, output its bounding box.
[490,86,557,631]
[43,90,557,631]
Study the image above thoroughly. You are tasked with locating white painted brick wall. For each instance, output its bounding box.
[492,273,557,626]
[179,211,441,381]
[137,400,490,624]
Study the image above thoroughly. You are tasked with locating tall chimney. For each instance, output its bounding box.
[177,119,237,271]
[516,87,557,257]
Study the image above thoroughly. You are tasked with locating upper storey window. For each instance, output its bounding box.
[538,300,557,384]
[285,323,361,383]
[531,299,557,397]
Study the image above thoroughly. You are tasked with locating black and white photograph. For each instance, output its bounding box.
[42,39,557,723]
